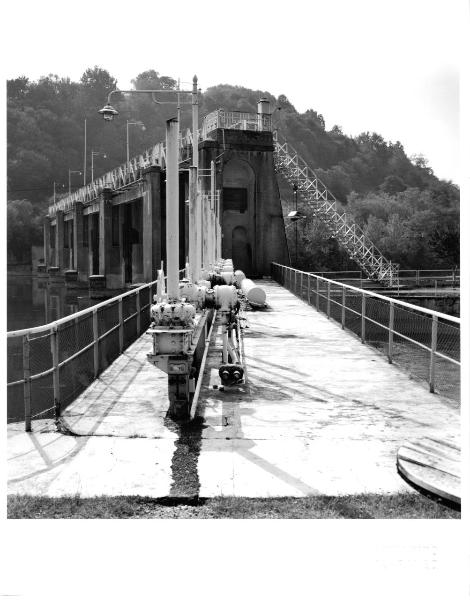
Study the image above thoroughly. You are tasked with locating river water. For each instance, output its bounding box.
[7,274,107,331]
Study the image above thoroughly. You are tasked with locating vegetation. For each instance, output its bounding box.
[7,493,459,519]
[7,69,459,270]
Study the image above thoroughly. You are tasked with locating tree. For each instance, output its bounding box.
[7,200,43,263]
[80,67,117,94]
[6,69,459,270]
[429,224,459,267]
[379,174,406,194]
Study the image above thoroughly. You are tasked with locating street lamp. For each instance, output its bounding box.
[126,120,146,163]
[91,150,107,181]
[99,77,201,281]
[68,169,82,195]
[98,78,199,166]
[98,103,119,121]
[293,184,299,264]
[287,210,306,222]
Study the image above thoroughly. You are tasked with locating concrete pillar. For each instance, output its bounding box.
[188,166,199,281]
[142,165,162,282]
[55,210,64,271]
[119,204,126,286]
[43,217,51,269]
[87,214,94,275]
[73,202,88,281]
[99,190,113,278]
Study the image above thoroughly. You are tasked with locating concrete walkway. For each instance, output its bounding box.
[7,280,460,498]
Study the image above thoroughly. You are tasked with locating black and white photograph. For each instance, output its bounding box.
[2,0,467,598]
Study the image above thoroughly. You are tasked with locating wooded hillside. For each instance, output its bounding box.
[7,68,459,270]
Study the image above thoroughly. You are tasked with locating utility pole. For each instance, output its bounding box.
[293,183,298,265]
[83,119,87,186]
[190,75,200,281]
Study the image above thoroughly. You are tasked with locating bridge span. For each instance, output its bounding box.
[7,278,459,498]
[8,84,460,504]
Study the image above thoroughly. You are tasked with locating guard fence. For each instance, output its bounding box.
[7,270,182,430]
[271,263,460,402]
[308,269,460,289]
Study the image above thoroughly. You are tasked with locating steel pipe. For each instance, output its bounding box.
[241,279,266,307]
[166,118,180,302]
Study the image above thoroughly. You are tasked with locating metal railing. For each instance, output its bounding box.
[201,109,272,137]
[272,263,460,401]
[308,269,460,289]
[48,108,272,218]
[7,270,183,430]
[48,128,197,217]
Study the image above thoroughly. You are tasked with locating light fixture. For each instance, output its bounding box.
[98,103,119,121]
[287,210,307,222]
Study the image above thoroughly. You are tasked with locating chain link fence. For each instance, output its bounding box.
[7,272,175,430]
[272,263,460,403]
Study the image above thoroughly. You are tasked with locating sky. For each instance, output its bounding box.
[2,0,462,184]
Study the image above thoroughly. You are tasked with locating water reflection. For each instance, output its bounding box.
[7,276,101,331]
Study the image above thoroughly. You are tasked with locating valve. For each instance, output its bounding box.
[218,363,244,385]
[150,301,196,327]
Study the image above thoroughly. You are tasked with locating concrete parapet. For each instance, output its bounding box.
[89,274,106,290]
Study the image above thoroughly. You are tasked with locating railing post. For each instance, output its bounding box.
[429,315,438,393]
[416,270,419,286]
[93,309,99,377]
[136,291,141,334]
[316,278,320,311]
[300,271,303,299]
[388,302,395,363]
[118,298,124,353]
[361,293,366,343]
[341,287,346,329]
[23,334,31,432]
[327,281,331,319]
[307,274,311,305]
[294,270,297,295]
[51,326,60,420]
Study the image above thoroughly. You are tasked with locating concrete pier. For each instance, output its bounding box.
[7,280,459,498]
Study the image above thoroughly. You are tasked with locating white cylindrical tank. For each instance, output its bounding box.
[220,270,234,285]
[234,270,246,287]
[241,279,266,307]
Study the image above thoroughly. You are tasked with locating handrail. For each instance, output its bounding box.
[7,268,187,429]
[272,262,460,398]
[7,268,185,338]
[272,264,460,324]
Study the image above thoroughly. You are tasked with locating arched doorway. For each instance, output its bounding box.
[222,158,255,275]
[231,226,252,275]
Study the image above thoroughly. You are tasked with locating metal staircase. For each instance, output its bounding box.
[273,131,399,287]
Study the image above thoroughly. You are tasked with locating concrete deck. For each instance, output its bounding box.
[7,279,460,498]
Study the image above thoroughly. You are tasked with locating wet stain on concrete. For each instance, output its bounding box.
[165,415,206,498]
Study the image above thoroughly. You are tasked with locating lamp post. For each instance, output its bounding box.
[83,119,87,186]
[126,120,145,163]
[99,77,201,282]
[68,170,82,195]
[91,150,107,182]
[293,184,299,264]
